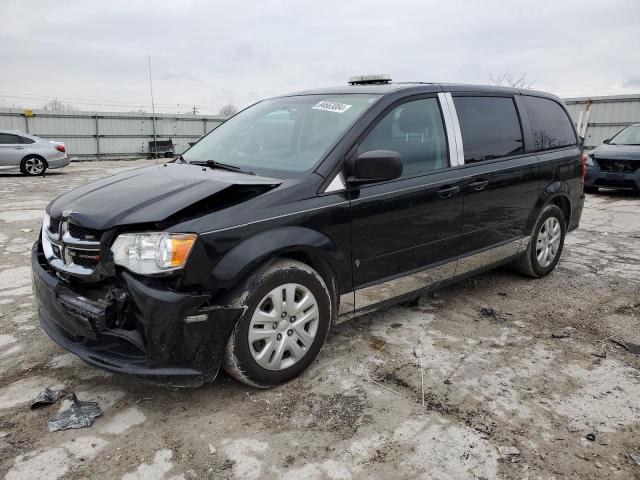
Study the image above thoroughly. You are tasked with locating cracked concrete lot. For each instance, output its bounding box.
[0,160,639,479]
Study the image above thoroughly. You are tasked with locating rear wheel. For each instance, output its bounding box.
[514,204,566,278]
[20,156,47,176]
[223,258,332,388]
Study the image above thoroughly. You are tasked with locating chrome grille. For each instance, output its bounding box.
[42,217,102,275]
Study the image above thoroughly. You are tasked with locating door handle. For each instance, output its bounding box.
[437,185,460,198]
[468,180,489,191]
[13,146,25,150]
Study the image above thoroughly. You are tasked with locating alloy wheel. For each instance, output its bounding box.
[24,157,44,175]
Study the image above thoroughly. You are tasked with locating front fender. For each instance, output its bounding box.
[211,226,348,288]
[524,181,571,235]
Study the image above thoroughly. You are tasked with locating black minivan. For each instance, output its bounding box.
[32,78,585,387]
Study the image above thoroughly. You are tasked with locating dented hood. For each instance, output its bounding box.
[48,163,281,230]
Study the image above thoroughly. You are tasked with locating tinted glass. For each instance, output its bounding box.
[453,96,523,163]
[523,96,577,151]
[0,134,20,144]
[18,136,35,144]
[359,98,448,177]
[183,94,380,178]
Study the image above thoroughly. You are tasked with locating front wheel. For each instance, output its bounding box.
[223,258,332,388]
[513,204,566,278]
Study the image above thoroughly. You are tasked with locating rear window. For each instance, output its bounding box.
[523,96,577,151]
[453,96,524,163]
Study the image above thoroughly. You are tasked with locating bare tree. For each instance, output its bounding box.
[489,73,534,89]
[42,99,78,112]
[219,104,238,118]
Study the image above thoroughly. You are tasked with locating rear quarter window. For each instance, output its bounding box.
[453,96,524,163]
[523,96,577,151]
[18,136,35,144]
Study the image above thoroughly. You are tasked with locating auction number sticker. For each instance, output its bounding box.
[312,101,352,113]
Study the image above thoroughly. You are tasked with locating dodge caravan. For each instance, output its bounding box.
[32,77,585,387]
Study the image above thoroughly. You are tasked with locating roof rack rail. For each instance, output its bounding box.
[348,74,392,85]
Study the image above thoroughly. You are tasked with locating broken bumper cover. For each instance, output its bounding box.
[31,243,243,387]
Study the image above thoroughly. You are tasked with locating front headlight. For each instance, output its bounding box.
[586,154,595,167]
[111,232,197,275]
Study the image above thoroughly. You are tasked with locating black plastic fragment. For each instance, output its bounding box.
[47,393,102,432]
[31,387,65,409]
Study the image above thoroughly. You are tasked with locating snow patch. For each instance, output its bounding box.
[121,449,174,480]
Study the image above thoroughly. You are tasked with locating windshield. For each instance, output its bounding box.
[182,94,380,178]
[610,125,640,145]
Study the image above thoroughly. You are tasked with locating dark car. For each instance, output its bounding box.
[32,77,585,388]
[585,123,640,193]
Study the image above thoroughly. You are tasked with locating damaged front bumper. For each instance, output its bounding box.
[31,243,243,387]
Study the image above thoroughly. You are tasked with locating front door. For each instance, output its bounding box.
[349,96,464,310]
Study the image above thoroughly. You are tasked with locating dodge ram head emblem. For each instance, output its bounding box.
[61,209,75,218]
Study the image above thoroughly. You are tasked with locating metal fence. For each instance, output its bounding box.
[0,108,225,159]
[564,94,640,149]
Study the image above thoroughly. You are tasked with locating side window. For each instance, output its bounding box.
[523,96,577,151]
[0,133,20,144]
[18,136,35,144]
[453,96,524,163]
[359,98,448,177]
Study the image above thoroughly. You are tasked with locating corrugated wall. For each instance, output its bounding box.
[0,108,225,159]
[564,94,640,149]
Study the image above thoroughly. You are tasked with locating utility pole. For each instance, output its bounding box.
[193,105,198,115]
[147,54,157,160]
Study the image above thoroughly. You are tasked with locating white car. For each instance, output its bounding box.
[0,129,70,176]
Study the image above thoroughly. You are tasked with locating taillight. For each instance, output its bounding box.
[580,153,588,179]
[55,145,66,153]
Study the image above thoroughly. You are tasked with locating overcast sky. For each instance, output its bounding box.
[1,0,639,114]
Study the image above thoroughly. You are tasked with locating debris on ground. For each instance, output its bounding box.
[208,444,216,454]
[497,446,520,456]
[30,387,65,409]
[47,393,102,432]
[479,307,499,319]
[586,432,597,441]
[610,339,640,354]
[551,331,571,339]
[629,451,640,466]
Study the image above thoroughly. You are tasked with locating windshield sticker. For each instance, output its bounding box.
[312,101,352,113]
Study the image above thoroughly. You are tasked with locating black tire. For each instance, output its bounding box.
[164,151,174,158]
[584,186,598,194]
[223,258,332,388]
[20,155,47,176]
[513,204,566,278]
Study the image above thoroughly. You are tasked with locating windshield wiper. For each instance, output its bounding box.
[190,159,256,175]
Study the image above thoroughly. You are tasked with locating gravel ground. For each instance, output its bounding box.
[0,160,639,480]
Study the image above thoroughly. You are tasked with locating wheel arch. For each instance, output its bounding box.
[525,181,572,235]
[211,226,347,319]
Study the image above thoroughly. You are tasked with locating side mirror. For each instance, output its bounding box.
[346,150,402,185]
[603,138,611,144]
